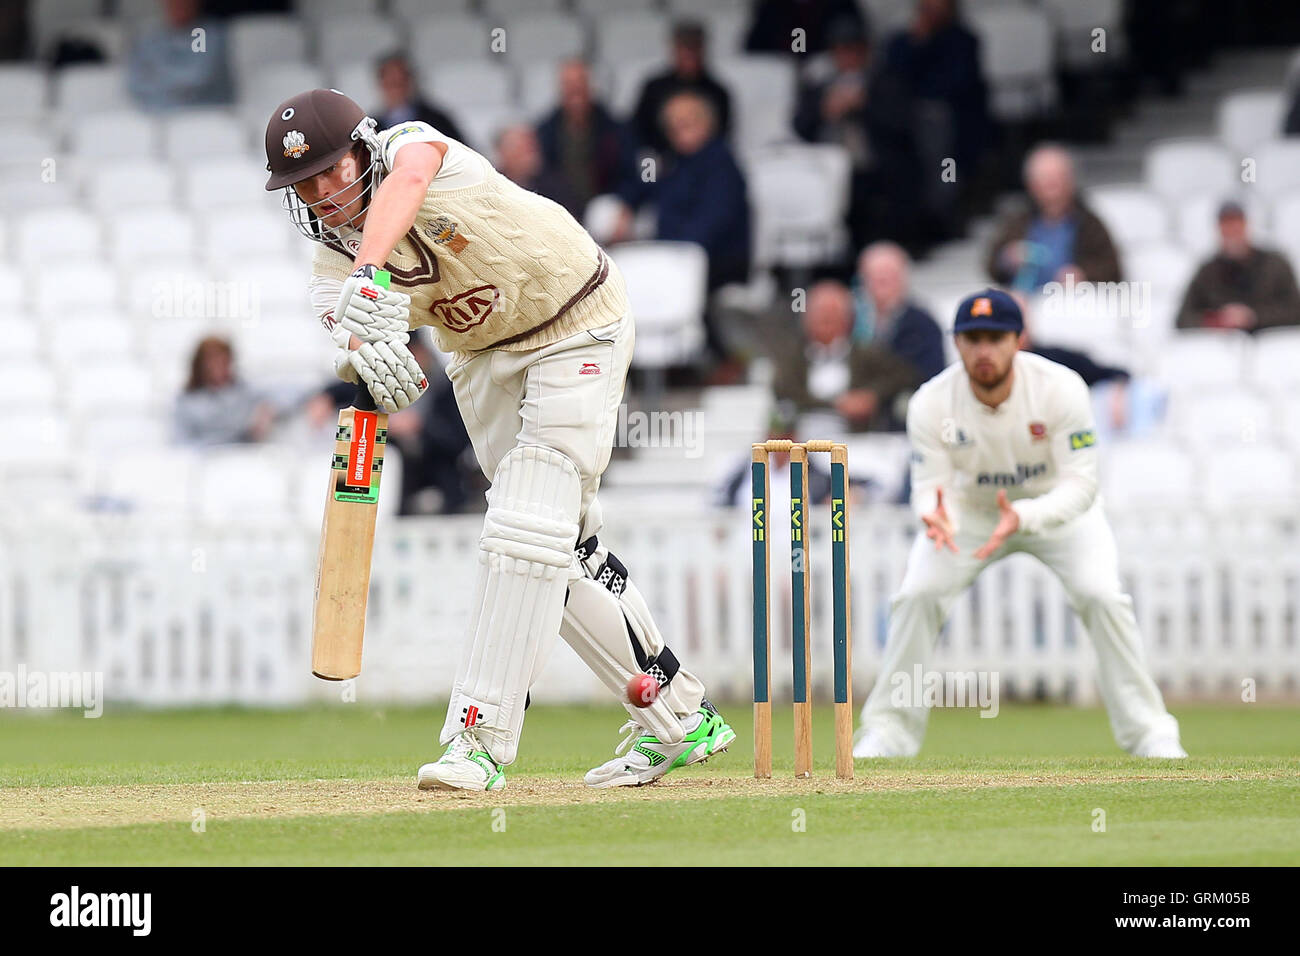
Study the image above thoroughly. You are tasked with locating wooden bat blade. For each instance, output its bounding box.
[311,405,387,680]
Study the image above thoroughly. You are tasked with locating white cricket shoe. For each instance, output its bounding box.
[1131,734,1188,759]
[417,731,507,791]
[584,701,736,788]
[852,727,916,758]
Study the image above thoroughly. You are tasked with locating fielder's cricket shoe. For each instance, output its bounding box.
[1131,734,1188,759]
[417,731,507,791]
[852,726,917,758]
[584,699,736,788]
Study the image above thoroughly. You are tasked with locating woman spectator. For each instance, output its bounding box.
[173,336,274,446]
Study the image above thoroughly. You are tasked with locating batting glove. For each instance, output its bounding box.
[348,338,428,412]
[334,265,413,344]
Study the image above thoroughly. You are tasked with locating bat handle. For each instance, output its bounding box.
[353,268,392,413]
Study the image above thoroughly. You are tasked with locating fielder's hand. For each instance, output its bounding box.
[973,489,1020,560]
[922,487,958,553]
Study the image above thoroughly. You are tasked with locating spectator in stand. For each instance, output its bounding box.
[173,336,274,446]
[771,281,918,433]
[536,60,640,219]
[374,52,468,147]
[633,20,732,156]
[745,0,869,55]
[985,144,1121,291]
[793,17,917,250]
[854,242,947,389]
[883,0,990,175]
[127,0,232,111]
[494,123,580,217]
[1176,202,1300,333]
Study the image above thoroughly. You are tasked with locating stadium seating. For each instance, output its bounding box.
[609,241,708,380]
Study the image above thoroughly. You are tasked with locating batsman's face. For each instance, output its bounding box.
[956,329,1019,388]
[292,151,367,230]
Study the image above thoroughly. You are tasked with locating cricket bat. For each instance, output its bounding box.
[310,272,392,681]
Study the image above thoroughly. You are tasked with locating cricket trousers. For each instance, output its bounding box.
[860,501,1180,754]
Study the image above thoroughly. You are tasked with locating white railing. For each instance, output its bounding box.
[0,506,1296,707]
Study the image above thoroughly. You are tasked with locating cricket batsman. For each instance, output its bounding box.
[263,88,735,790]
[854,289,1187,759]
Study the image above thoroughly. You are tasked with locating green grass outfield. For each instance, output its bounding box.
[0,702,1296,865]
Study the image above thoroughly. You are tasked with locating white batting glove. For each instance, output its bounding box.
[334,267,412,344]
[348,339,428,412]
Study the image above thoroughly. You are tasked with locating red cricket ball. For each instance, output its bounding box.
[626,673,659,708]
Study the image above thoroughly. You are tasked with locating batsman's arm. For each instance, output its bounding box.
[352,140,445,270]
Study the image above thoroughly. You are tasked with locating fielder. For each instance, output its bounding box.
[855,289,1186,759]
[263,88,735,790]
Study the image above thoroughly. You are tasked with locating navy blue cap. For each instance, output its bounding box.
[953,288,1023,335]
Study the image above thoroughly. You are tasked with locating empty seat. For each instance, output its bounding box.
[0,65,48,122]
[329,62,382,118]
[1218,89,1286,153]
[594,12,671,64]
[181,156,270,211]
[1153,330,1249,392]
[314,15,402,69]
[1249,326,1300,394]
[1203,444,1296,510]
[610,241,708,372]
[196,448,296,520]
[48,311,138,367]
[1169,388,1275,448]
[1085,185,1169,248]
[295,0,380,21]
[33,259,121,311]
[202,205,296,262]
[237,62,327,128]
[409,15,494,63]
[10,365,60,407]
[425,60,515,112]
[85,159,178,214]
[392,0,473,19]
[78,409,171,453]
[1,123,56,164]
[91,448,199,513]
[967,5,1056,121]
[1101,440,1197,508]
[715,56,797,151]
[69,110,159,159]
[229,15,309,75]
[500,13,586,63]
[1124,242,1197,296]
[160,110,250,161]
[1251,139,1300,200]
[126,263,216,317]
[693,8,748,55]
[17,206,102,267]
[108,208,199,263]
[748,143,851,268]
[1144,139,1237,202]
[482,0,564,16]
[54,63,130,113]
[67,361,157,415]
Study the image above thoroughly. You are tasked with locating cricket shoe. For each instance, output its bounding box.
[584,700,736,788]
[417,731,507,791]
[852,727,917,759]
[1131,734,1188,759]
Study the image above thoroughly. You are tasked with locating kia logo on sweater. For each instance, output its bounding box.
[431,285,501,332]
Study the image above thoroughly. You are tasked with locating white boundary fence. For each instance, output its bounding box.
[0,506,1296,708]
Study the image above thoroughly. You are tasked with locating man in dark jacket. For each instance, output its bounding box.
[772,280,918,433]
[855,241,947,390]
[654,90,751,291]
[375,53,468,147]
[1176,202,1300,333]
[536,60,640,218]
[985,144,1122,290]
[633,20,732,156]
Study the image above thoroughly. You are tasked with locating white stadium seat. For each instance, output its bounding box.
[1124,242,1197,296]
[181,157,271,212]
[594,12,672,64]
[1144,138,1237,202]
[0,162,80,214]
[329,62,382,119]
[160,110,250,162]
[609,241,708,374]
[0,65,48,122]
[314,16,402,70]
[126,263,217,318]
[17,206,102,267]
[67,361,157,416]
[219,256,313,313]
[1169,388,1275,449]
[48,311,139,368]
[409,15,494,63]
[715,56,797,152]
[77,409,171,453]
[748,142,851,268]
[694,9,748,55]
[90,448,199,514]
[1086,185,1169,248]
[29,0,102,57]
[108,208,199,264]
[1268,192,1300,255]
[1203,444,1297,511]
[196,448,295,522]
[1101,440,1197,509]
[392,0,474,20]
[33,259,121,312]
[482,0,564,16]
[69,110,159,160]
[968,4,1056,121]
[142,317,217,367]
[237,62,327,129]
[229,15,309,75]
[85,160,178,214]
[1,123,56,164]
[53,63,130,113]
[202,206,296,264]
[1248,326,1300,395]
[1152,330,1250,392]
[295,0,380,22]
[1217,89,1286,154]
[426,61,515,112]
[10,365,60,408]
[500,13,587,64]
[1250,139,1300,200]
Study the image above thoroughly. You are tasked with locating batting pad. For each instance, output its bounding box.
[561,539,705,745]
[441,445,581,764]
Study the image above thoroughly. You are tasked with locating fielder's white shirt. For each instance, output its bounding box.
[907,351,1100,534]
